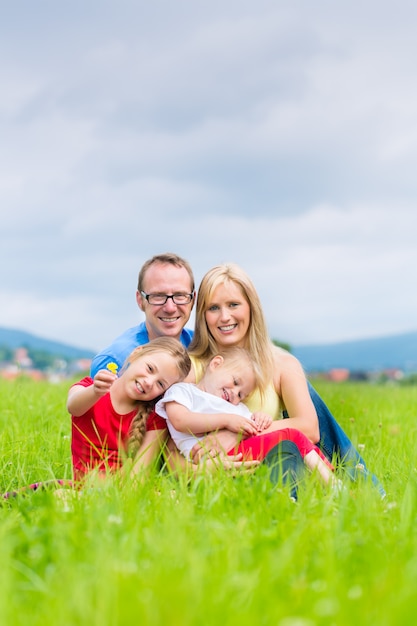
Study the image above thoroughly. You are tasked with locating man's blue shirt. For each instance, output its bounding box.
[90,321,194,378]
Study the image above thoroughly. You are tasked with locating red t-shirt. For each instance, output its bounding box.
[70,377,166,480]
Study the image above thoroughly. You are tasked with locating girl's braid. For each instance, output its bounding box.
[127,404,154,457]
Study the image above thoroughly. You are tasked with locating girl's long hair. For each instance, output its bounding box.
[124,337,191,456]
[189,263,275,394]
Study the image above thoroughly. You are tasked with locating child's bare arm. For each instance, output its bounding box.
[165,401,259,437]
[67,370,117,416]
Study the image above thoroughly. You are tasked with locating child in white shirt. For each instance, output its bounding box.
[156,347,336,486]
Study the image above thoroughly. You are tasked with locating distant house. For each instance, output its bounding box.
[381,368,404,381]
[327,368,350,382]
[0,347,43,380]
[0,345,92,381]
[67,358,92,375]
[1,363,45,381]
[75,358,92,372]
[14,347,33,369]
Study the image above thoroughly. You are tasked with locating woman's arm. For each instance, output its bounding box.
[273,348,320,443]
[165,401,259,437]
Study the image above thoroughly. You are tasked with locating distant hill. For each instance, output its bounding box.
[1,325,417,373]
[0,327,95,360]
[292,330,417,373]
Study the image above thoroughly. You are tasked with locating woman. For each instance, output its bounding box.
[186,263,385,496]
[156,346,337,488]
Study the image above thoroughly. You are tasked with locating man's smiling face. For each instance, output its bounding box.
[137,262,195,341]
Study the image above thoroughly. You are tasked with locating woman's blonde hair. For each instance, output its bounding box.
[125,337,191,456]
[189,263,275,394]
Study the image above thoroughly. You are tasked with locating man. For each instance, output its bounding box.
[89,252,266,475]
[89,252,305,483]
[90,252,195,378]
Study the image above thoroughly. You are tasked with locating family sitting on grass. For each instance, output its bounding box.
[3,253,385,501]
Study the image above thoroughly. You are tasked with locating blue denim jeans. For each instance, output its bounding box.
[263,440,306,501]
[284,382,385,497]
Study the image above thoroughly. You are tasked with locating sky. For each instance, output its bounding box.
[1,0,417,352]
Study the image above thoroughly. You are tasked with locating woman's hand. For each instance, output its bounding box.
[224,414,259,436]
[251,411,273,431]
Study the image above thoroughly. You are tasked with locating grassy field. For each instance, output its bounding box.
[1,377,417,626]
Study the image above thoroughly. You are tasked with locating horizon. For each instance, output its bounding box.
[2,323,417,352]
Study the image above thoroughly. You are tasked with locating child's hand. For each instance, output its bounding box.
[225,415,259,437]
[93,369,117,396]
[251,411,273,431]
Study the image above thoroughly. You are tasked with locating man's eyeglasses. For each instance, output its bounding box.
[140,291,194,305]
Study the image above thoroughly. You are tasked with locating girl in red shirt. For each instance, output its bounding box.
[68,337,191,481]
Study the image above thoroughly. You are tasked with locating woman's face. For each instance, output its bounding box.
[204,281,251,348]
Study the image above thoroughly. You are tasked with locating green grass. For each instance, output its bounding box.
[1,377,417,626]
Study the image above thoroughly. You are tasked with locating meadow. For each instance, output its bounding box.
[1,376,417,626]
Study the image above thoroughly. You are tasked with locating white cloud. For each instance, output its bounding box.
[1,1,417,351]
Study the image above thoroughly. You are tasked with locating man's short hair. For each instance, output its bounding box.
[137,253,195,292]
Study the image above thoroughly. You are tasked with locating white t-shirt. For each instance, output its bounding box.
[155,382,252,460]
